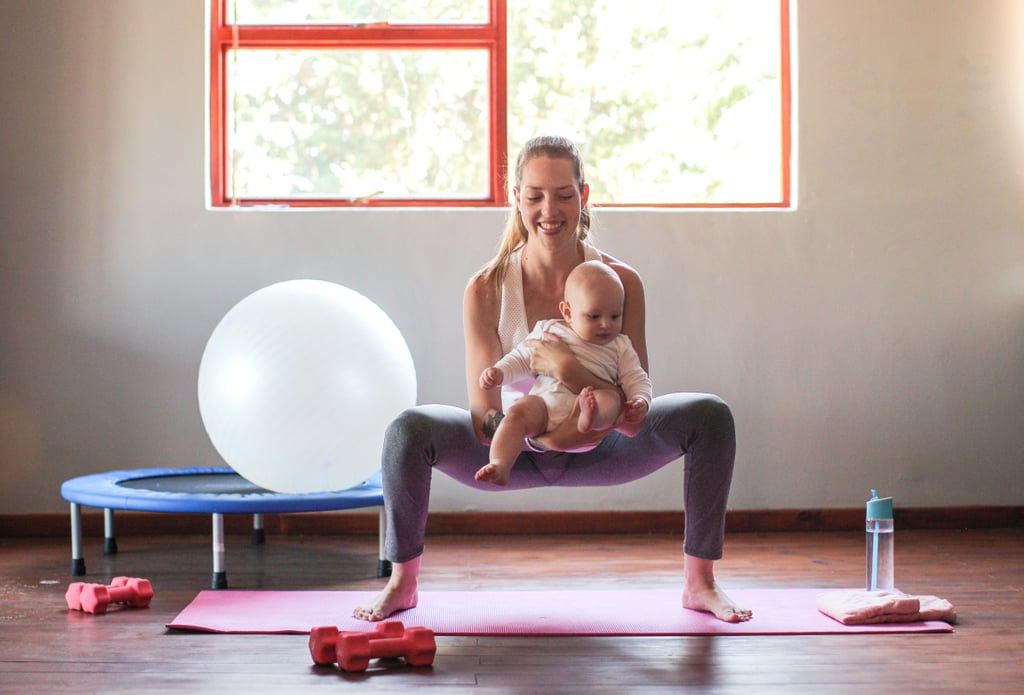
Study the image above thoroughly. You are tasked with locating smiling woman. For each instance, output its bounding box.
[209,0,791,208]
[348,134,750,625]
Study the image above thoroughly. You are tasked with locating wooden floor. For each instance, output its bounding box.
[1,527,1021,693]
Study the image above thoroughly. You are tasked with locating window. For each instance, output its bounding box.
[209,0,791,208]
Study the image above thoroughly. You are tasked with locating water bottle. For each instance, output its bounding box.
[865,490,894,591]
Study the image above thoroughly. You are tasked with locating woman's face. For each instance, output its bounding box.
[514,156,589,245]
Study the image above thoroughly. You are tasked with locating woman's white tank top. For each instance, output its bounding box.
[496,242,602,405]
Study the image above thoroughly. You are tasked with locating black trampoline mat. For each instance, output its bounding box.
[117,473,270,495]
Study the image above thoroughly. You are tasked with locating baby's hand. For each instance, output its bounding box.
[622,398,650,425]
[480,367,504,390]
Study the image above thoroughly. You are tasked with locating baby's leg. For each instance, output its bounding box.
[577,386,624,432]
[476,396,549,486]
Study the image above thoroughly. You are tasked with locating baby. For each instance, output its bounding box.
[476,261,652,486]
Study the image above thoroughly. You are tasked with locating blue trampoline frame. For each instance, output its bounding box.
[60,467,388,588]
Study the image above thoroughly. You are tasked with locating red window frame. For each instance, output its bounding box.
[208,0,790,209]
[209,0,506,208]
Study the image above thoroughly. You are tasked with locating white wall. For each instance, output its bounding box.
[1,0,1022,514]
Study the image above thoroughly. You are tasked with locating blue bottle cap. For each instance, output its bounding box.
[866,496,893,519]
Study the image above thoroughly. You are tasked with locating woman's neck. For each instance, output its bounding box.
[525,235,582,271]
[521,239,584,319]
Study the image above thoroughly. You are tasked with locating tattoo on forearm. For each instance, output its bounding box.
[482,410,504,438]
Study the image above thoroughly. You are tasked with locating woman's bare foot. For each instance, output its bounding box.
[353,558,420,622]
[577,386,597,432]
[682,555,752,623]
[475,461,511,486]
[683,583,752,623]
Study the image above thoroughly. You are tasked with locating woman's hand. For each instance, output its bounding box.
[523,331,574,381]
[622,397,649,426]
[616,398,649,437]
[525,331,619,399]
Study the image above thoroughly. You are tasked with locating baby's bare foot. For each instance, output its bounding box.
[475,462,511,486]
[682,583,752,623]
[353,583,418,622]
[577,386,597,432]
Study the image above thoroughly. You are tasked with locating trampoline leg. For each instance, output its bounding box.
[212,513,227,589]
[377,506,391,578]
[251,513,265,545]
[103,508,118,554]
[69,502,86,576]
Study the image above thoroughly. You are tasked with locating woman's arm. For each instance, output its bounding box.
[610,259,648,437]
[524,334,620,395]
[463,274,505,444]
[610,257,649,372]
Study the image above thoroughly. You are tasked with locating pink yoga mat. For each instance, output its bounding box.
[167,588,953,636]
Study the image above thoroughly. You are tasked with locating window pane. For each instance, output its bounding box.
[227,49,490,200]
[230,0,489,25]
[508,0,782,204]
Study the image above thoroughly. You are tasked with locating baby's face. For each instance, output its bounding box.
[563,280,623,345]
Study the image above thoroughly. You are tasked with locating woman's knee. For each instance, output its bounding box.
[699,394,734,431]
[689,395,735,447]
[654,392,735,442]
[658,392,731,418]
[383,406,437,456]
[383,404,475,464]
[386,406,428,437]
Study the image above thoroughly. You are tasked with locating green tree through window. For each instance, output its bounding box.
[211,0,790,207]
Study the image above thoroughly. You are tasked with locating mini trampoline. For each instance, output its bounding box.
[60,467,389,589]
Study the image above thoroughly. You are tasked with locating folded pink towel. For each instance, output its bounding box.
[816,590,957,625]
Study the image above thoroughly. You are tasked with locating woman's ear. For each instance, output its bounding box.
[580,182,590,207]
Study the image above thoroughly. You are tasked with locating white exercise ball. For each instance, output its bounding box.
[197,279,416,493]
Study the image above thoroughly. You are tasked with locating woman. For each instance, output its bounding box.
[354,135,751,623]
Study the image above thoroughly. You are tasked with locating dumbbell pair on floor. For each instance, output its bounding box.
[309,621,436,672]
[66,577,153,614]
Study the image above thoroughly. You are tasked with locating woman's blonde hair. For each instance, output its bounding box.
[476,135,593,291]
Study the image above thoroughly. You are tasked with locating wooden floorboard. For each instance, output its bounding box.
[1,528,1021,693]
[4,505,1021,538]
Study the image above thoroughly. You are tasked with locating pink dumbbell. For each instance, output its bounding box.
[309,621,406,666]
[336,625,436,672]
[65,576,153,614]
[66,577,134,611]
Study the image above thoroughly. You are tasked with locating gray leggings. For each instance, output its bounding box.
[381,393,736,564]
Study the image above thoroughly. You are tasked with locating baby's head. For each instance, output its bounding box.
[559,261,625,345]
